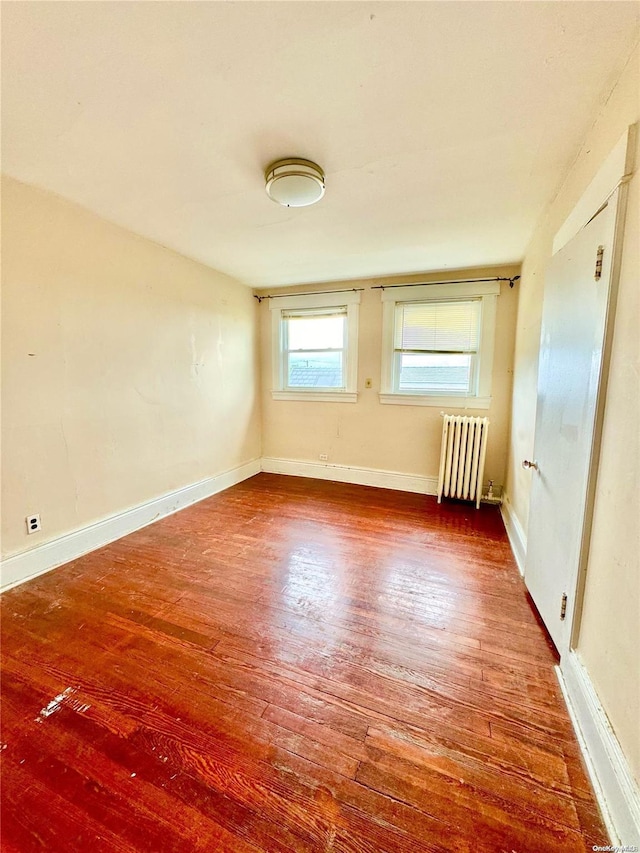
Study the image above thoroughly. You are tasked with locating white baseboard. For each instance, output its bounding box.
[261,457,439,495]
[500,493,527,575]
[557,652,640,847]
[0,459,261,592]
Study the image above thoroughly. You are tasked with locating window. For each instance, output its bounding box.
[283,308,346,390]
[271,291,360,402]
[393,299,481,394]
[380,281,499,408]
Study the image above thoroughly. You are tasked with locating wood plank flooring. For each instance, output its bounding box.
[1,474,607,851]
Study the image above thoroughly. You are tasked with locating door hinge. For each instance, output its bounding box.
[560,593,568,620]
[594,245,604,281]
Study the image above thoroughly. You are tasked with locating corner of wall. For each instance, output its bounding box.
[499,492,527,576]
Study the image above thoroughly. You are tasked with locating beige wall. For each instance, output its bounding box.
[260,265,519,491]
[505,45,639,781]
[1,175,261,558]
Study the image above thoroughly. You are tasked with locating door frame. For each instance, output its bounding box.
[546,124,636,656]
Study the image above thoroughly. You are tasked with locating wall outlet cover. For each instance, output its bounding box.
[26,514,42,534]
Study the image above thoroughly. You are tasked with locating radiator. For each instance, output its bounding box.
[437,415,490,509]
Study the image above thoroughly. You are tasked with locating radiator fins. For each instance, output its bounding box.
[437,415,490,509]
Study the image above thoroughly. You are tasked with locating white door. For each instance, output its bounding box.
[524,196,619,652]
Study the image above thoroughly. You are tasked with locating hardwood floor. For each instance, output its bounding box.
[1,474,607,852]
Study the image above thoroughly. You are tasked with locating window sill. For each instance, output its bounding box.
[272,391,358,403]
[378,393,491,409]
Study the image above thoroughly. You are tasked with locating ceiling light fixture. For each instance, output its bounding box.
[265,158,325,207]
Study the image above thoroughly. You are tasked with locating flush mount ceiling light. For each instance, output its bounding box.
[265,158,325,207]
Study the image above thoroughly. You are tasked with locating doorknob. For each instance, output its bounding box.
[522,459,539,471]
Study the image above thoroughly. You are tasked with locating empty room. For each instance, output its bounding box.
[1,2,638,851]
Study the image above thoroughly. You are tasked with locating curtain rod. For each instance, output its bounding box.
[254,287,365,303]
[371,276,520,290]
[254,276,520,302]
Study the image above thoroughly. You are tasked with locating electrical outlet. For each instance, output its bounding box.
[319,453,328,461]
[26,513,42,534]
[365,378,372,389]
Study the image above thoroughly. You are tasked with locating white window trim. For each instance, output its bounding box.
[378,393,492,409]
[270,291,360,402]
[379,281,499,408]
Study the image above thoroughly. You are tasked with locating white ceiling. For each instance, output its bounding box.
[2,2,638,288]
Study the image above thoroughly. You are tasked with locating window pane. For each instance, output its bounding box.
[397,353,472,393]
[396,300,480,352]
[288,351,343,388]
[287,315,345,350]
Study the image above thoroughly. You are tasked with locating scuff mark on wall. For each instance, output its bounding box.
[60,420,79,519]
[190,331,205,386]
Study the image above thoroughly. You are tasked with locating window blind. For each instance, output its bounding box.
[284,308,346,352]
[395,300,481,353]
[282,307,347,319]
